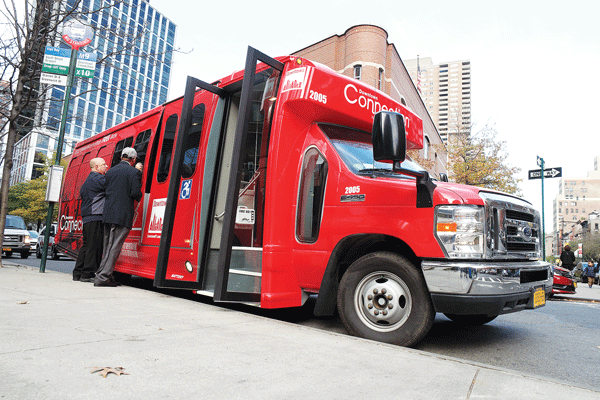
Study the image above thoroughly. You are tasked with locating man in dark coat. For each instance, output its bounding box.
[94,147,142,287]
[72,157,108,282]
[560,244,576,271]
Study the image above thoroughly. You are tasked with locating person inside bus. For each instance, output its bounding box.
[72,157,108,282]
[94,147,142,287]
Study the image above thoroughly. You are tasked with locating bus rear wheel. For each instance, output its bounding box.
[337,252,434,347]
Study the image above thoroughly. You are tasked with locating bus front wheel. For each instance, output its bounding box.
[337,252,434,347]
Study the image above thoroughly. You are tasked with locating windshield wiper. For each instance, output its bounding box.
[357,168,395,174]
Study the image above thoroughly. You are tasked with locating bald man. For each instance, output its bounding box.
[72,157,108,282]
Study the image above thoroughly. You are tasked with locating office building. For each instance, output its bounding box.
[404,57,471,144]
[293,25,447,177]
[9,0,176,185]
[553,155,600,253]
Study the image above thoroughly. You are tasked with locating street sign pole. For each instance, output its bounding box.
[39,48,78,273]
[537,156,546,261]
[40,18,93,273]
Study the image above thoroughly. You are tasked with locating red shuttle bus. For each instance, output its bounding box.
[57,48,552,346]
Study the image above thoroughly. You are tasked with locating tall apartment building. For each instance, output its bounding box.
[404,57,471,144]
[293,25,447,177]
[8,0,176,185]
[553,156,600,252]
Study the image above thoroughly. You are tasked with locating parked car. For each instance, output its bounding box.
[573,261,599,284]
[36,224,65,260]
[28,230,39,254]
[2,215,31,259]
[552,265,577,295]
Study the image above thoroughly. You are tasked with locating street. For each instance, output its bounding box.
[6,255,600,392]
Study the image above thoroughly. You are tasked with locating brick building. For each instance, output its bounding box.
[293,25,447,177]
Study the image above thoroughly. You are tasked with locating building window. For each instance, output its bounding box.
[423,136,430,160]
[378,68,384,90]
[354,65,362,80]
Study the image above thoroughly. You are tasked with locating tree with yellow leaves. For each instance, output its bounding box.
[447,124,522,196]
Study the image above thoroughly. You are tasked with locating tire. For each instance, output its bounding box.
[4,250,12,257]
[36,247,42,259]
[444,313,498,326]
[337,252,435,347]
[20,251,29,259]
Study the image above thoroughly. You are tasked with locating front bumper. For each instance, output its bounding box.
[422,260,552,316]
[2,244,30,253]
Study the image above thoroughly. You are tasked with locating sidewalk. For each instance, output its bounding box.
[552,280,600,302]
[1,263,599,400]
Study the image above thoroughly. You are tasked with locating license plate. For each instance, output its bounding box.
[2,247,10,252]
[533,287,545,308]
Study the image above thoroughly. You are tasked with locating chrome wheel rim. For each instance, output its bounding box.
[353,271,412,332]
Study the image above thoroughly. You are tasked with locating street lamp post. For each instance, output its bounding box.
[537,156,546,260]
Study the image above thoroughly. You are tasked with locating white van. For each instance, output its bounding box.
[3,215,31,259]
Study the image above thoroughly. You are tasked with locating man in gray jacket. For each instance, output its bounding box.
[72,157,108,282]
[94,148,142,287]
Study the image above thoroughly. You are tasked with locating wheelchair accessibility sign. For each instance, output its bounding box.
[180,179,192,199]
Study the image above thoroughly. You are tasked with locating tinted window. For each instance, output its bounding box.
[296,148,328,243]
[181,104,205,178]
[134,129,152,167]
[157,114,178,183]
[111,137,134,167]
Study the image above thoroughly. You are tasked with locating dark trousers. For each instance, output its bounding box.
[72,220,104,280]
[94,223,130,284]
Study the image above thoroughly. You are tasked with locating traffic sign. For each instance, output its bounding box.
[41,46,71,76]
[74,52,97,78]
[528,167,562,180]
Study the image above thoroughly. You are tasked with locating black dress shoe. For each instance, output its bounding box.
[94,280,120,287]
[79,277,94,282]
[108,275,122,286]
[73,276,81,281]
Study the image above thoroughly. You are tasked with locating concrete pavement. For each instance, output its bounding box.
[1,263,599,400]
[552,279,600,302]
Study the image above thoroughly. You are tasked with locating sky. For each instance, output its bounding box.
[151,0,600,232]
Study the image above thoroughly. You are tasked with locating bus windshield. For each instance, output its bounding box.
[319,124,426,178]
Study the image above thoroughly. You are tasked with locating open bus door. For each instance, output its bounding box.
[154,47,284,304]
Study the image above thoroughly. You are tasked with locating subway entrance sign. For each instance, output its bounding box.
[528,167,562,180]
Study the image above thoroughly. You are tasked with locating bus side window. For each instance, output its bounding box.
[75,152,93,199]
[61,156,79,202]
[181,104,205,178]
[97,145,112,165]
[110,137,134,167]
[134,129,152,167]
[157,114,178,183]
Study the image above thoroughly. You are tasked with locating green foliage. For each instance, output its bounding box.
[7,153,66,227]
[447,125,522,196]
[572,235,600,262]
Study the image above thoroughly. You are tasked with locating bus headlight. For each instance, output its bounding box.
[435,205,485,258]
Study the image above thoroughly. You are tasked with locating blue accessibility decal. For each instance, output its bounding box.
[180,179,192,200]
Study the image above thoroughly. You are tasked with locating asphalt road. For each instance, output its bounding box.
[6,255,600,392]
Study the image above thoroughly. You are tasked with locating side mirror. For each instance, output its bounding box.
[438,173,449,182]
[372,111,406,163]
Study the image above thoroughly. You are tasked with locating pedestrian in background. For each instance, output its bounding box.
[560,244,576,271]
[584,261,595,288]
[94,147,142,287]
[72,157,108,282]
